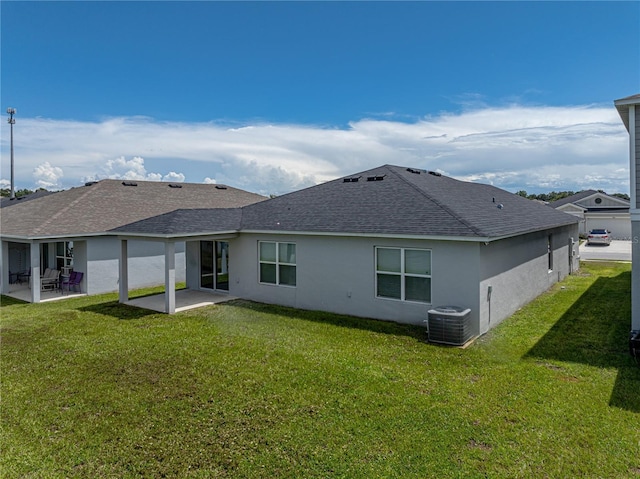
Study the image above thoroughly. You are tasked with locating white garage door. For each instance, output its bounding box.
[585,216,631,239]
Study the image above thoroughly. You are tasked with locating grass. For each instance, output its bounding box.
[1,262,639,478]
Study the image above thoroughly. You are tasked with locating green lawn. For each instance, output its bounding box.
[1,262,639,478]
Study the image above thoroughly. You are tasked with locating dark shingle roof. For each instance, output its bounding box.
[110,208,242,236]
[239,165,577,239]
[77,165,578,241]
[548,190,599,208]
[1,179,265,239]
[549,190,629,209]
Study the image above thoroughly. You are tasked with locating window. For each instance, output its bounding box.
[56,241,73,270]
[548,235,553,271]
[376,247,431,303]
[259,241,296,286]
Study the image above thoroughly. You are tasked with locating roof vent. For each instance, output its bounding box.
[168,183,182,188]
[367,175,385,182]
[428,171,442,177]
[407,168,422,174]
[84,181,98,186]
[215,185,228,190]
[497,204,504,209]
[343,176,360,183]
[122,181,138,187]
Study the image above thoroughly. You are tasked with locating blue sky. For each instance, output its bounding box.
[1,1,639,195]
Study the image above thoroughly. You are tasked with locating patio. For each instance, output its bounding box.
[3,282,86,303]
[125,289,237,313]
[2,281,235,314]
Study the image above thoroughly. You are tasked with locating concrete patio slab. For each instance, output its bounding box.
[2,282,86,303]
[125,289,236,313]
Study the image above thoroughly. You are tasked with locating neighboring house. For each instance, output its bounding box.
[549,190,631,239]
[614,93,640,352]
[0,179,266,302]
[111,165,580,338]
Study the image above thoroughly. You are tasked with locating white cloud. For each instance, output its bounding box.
[80,156,185,184]
[33,161,64,189]
[163,171,185,183]
[0,103,631,195]
[203,177,217,184]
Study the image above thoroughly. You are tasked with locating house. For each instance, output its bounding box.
[614,93,640,355]
[0,179,266,302]
[549,190,630,239]
[111,165,580,338]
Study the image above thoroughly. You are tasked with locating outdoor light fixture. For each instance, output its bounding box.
[7,107,16,199]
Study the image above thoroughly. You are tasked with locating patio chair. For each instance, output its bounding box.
[41,269,60,291]
[61,271,83,293]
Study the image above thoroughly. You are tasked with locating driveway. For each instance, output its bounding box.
[579,240,632,262]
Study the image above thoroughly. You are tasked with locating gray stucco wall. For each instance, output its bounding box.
[634,105,640,330]
[228,234,481,329]
[635,106,640,209]
[86,238,186,295]
[632,223,640,331]
[184,225,578,337]
[477,224,579,334]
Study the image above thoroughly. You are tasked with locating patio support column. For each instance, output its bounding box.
[1,240,8,294]
[165,241,176,314]
[119,239,129,304]
[30,241,41,303]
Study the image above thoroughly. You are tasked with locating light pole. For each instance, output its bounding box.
[7,107,16,199]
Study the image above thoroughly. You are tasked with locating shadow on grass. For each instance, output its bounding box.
[525,271,640,412]
[224,299,429,342]
[78,300,158,320]
[0,295,28,306]
[77,283,188,320]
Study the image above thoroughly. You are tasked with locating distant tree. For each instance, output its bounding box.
[517,190,578,203]
[519,190,631,203]
[612,193,631,201]
[0,187,48,198]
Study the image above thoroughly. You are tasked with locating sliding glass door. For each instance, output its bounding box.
[200,241,229,291]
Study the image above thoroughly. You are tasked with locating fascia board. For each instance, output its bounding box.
[614,96,640,106]
[0,232,109,242]
[557,204,586,212]
[112,231,240,241]
[239,228,488,242]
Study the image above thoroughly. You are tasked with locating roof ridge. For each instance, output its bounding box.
[385,166,486,237]
[32,183,101,235]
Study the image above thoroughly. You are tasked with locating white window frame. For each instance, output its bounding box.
[56,241,73,270]
[258,241,297,287]
[375,246,432,303]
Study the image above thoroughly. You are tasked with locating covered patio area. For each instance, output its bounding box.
[117,231,238,314]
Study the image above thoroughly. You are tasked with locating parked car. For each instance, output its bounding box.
[587,229,612,245]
